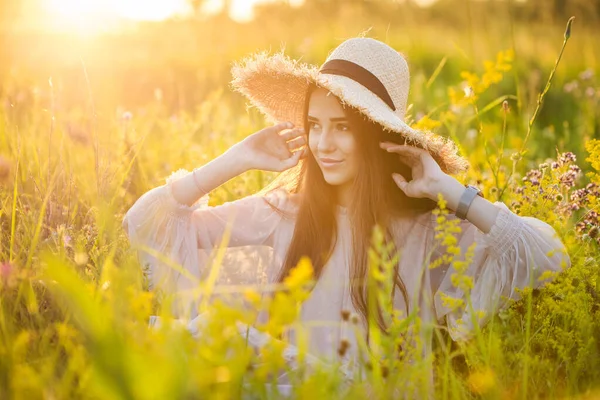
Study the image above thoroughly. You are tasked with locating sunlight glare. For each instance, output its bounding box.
[202,0,305,23]
[113,0,192,21]
[43,0,438,31]
[42,0,396,32]
[43,0,191,33]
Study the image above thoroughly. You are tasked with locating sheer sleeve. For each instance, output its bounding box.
[122,168,295,316]
[430,201,571,341]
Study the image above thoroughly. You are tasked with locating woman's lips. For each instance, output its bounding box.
[319,158,344,167]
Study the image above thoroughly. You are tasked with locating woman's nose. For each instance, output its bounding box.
[317,129,336,152]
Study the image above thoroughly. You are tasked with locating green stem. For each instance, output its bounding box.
[9,152,19,263]
[496,108,509,201]
[501,17,574,200]
[508,0,523,114]
[520,268,536,400]
[519,17,575,154]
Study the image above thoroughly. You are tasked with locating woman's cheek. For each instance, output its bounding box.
[307,134,319,154]
[341,133,359,178]
[338,131,356,152]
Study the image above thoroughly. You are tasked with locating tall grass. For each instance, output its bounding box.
[1,7,600,399]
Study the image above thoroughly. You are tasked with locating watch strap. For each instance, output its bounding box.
[455,185,481,220]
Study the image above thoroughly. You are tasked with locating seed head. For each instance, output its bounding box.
[381,365,390,378]
[337,339,351,357]
[558,152,576,164]
[585,87,596,98]
[564,16,575,40]
[579,69,594,81]
[341,309,350,321]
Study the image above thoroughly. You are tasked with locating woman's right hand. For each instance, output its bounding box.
[168,122,306,206]
[229,122,308,172]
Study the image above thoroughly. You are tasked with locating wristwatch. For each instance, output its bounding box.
[455,185,482,220]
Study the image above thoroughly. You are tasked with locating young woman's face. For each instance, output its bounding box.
[307,87,360,188]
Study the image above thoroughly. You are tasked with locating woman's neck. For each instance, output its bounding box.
[336,181,354,208]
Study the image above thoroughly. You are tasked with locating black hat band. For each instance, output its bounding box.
[319,59,396,111]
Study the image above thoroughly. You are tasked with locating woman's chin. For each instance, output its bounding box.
[322,173,351,187]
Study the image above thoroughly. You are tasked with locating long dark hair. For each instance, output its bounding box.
[262,82,437,335]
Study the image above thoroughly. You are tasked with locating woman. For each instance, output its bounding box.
[122,37,570,388]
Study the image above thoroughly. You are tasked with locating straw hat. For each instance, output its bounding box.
[229,37,469,175]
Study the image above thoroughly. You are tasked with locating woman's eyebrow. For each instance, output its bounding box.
[307,115,348,122]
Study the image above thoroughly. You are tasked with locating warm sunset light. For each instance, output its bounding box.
[45,0,191,21]
[3,0,597,395]
[40,0,189,33]
[41,0,306,32]
[40,0,440,33]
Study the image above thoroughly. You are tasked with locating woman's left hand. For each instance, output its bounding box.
[380,141,448,200]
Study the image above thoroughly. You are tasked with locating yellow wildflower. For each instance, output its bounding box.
[467,367,497,395]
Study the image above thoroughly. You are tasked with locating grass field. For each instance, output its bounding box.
[1,1,600,398]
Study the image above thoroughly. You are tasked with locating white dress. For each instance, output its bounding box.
[122,168,571,392]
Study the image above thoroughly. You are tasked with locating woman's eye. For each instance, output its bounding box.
[307,121,349,131]
[308,121,320,130]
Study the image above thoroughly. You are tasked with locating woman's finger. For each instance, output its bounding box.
[382,143,426,156]
[274,121,294,132]
[279,146,293,161]
[278,148,303,170]
[392,173,409,193]
[299,146,309,159]
[379,141,403,150]
[386,145,428,165]
[279,128,304,142]
[263,121,294,138]
[286,135,306,151]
